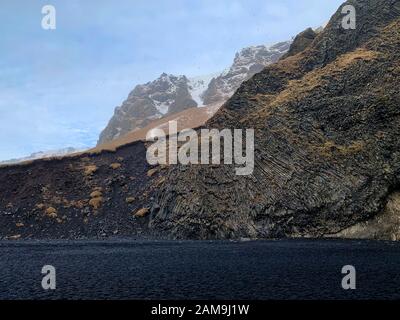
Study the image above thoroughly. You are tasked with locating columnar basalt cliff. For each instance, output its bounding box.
[149,0,400,240]
[0,0,399,241]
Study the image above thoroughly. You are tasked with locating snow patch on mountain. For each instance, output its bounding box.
[202,41,292,105]
[188,72,220,107]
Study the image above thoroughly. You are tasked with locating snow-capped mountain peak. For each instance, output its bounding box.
[98,40,292,145]
[188,72,221,107]
[201,40,292,105]
[98,73,198,145]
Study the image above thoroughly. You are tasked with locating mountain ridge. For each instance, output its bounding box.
[97,40,291,145]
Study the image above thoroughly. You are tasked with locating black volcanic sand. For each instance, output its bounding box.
[0,239,399,300]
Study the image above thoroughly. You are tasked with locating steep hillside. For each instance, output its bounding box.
[93,103,222,153]
[150,0,400,240]
[0,142,161,240]
[0,102,222,240]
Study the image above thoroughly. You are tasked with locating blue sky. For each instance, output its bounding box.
[0,0,343,160]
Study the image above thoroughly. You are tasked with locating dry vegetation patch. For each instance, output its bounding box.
[89,188,104,210]
[313,140,365,158]
[84,164,98,176]
[110,163,122,170]
[125,197,135,204]
[45,207,58,218]
[89,197,103,210]
[147,168,159,177]
[134,208,150,218]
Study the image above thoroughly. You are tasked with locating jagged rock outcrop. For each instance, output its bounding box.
[98,74,197,145]
[328,192,400,240]
[281,27,317,59]
[150,0,400,240]
[202,42,291,105]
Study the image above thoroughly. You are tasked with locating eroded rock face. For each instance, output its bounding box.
[98,74,197,145]
[328,192,400,241]
[150,0,400,240]
[281,28,317,59]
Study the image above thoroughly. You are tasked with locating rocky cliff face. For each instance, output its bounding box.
[98,74,197,145]
[202,42,291,105]
[150,0,400,240]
